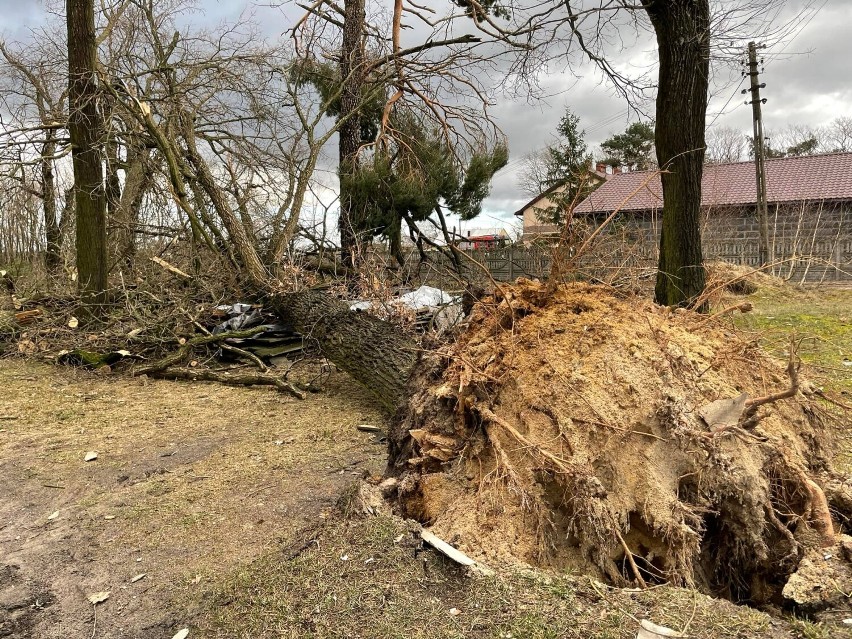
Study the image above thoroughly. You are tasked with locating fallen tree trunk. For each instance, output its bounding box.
[270,289,418,413]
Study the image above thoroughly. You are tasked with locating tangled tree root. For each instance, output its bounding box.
[387,280,847,604]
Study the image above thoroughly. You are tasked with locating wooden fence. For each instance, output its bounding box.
[455,237,851,286]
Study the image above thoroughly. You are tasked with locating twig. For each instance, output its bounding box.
[615,529,648,589]
[192,320,268,372]
[587,577,641,623]
[150,255,191,278]
[681,590,699,636]
[132,326,267,376]
[694,301,753,327]
[814,389,852,411]
[573,417,668,442]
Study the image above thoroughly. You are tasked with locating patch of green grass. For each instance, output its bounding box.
[191,513,799,639]
[790,616,834,639]
[731,288,851,394]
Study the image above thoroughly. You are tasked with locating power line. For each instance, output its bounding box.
[706,76,746,129]
[772,0,827,58]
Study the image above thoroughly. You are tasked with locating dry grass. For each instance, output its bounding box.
[0,359,386,638]
[197,513,793,639]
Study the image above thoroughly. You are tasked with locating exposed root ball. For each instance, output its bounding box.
[388,280,842,603]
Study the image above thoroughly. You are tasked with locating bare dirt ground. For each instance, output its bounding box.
[0,360,386,638]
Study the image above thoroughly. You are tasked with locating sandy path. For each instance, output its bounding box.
[0,360,385,638]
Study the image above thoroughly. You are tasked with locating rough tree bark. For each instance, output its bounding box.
[67,0,108,307]
[643,0,710,308]
[338,0,367,269]
[270,289,418,412]
[41,130,62,273]
[112,145,152,270]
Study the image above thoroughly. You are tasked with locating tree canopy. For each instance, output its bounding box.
[519,108,596,227]
[342,114,508,264]
[600,122,655,170]
[545,110,591,187]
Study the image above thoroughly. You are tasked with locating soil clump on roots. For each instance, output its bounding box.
[388,279,849,605]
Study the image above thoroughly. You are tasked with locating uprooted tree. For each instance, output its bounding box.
[11,0,848,608]
[269,0,852,604]
[267,264,848,603]
[399,281,849,600]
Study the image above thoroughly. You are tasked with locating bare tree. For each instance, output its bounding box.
[761,123,827,157]
[0,33,70,272]
[517,148,552,197]
[90,0,341,284]
[827,116,852,152]
[705,125,746,163]
[67,0,108,306]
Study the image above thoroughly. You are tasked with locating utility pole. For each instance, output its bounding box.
[744,41,770,267]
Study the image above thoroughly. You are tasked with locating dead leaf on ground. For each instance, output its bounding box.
[130,573,146,583]
[17,339,36,355]
[87,591,110,605]
[84,451,98,462]
[47,510,59,520]
[171,629,190,639]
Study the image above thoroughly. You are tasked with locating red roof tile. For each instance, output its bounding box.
[573,152,852,214]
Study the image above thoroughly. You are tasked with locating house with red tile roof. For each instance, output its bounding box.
[573,152,852,215]
[513,165,610,242]
[517,152,852,283]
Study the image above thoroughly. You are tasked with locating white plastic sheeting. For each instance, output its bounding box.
[350,285,463,332]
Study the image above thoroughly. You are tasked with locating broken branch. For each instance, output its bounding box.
[741,340,800,427]
[133,327,267,376]
[151,367,306,399]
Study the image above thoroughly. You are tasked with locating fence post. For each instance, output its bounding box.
[836,242,842,282]
[508,244,514,281]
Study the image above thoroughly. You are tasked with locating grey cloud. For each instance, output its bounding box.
[5,0,847,231]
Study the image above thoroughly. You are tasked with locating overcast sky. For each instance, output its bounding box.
[1,0,850,235]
